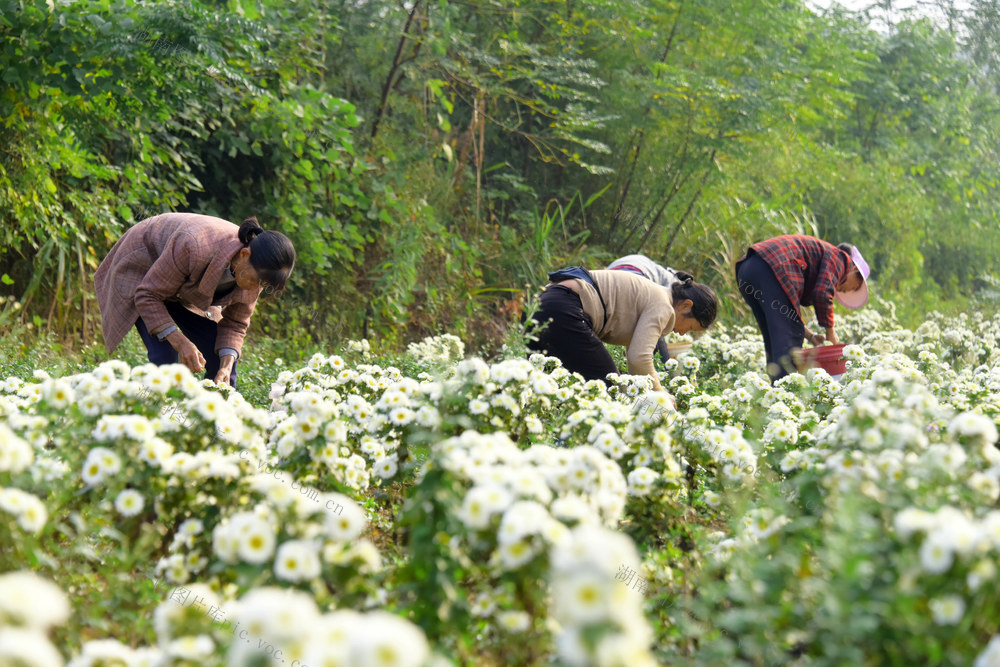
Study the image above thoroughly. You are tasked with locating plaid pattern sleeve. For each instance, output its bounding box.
[216,299,257,357]
[133,230,198,336]
[748,235,851,329]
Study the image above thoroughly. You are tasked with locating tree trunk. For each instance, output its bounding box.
[370,1,423,142]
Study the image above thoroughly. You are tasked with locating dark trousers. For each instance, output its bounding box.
[735,253,804,383]
[527,286,618,382]
[135,301,239,387]
[655,338,670,364]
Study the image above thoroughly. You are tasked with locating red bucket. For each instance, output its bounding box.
[797,343,847,376]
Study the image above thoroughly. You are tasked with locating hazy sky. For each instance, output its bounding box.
[807,0,971,31]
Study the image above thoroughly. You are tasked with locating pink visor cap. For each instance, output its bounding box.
[835,246,871,309]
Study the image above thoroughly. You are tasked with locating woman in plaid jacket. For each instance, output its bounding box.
[735,234,870,382]
[95,213,295,387]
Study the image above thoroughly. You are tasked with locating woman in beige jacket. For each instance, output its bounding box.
[527,267,717,391]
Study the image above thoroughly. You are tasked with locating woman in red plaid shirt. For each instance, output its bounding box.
[735,235,870,382]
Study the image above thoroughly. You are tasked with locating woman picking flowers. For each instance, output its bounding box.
[734,234,870,382]
[527,266,717,392]
[95,213,295,387]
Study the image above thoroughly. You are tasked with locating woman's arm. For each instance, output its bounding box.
[626,308,673,391]
[212,300,258,384]
[165,330,207,373]
[216,300,256,356]
[133,231,210,373]
[133,231,196,338]
[808,251,849,334]
[804,325,838,346]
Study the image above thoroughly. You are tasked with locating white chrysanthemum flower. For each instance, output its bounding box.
[167,634,215,660]
[0,571,71,630]
[342,610,430,667]
[743,509,789,541]
[13,493,47,534]
[323,496,366,542]
[324,419,348,443]
[236,586,320,647]
[44,379,74,409]
[626,467,659,497]
[470,595,497,618]
[981,512,1000,549]
[681,355,701,372]
[414,406,441,429]
[556,627,591,666]
[974,635,1000,667]
[553,571,612,625]
[949,412,999,443]
[192,393,225,422]
[295,414,322,440]
[232,514,277,565]
[0,627,65,667]
[138,438,173,467]
[497,539,538,569]
[893,508,936,539]
[0,424,33,473]
[387,406,415,426]
[459,487,497,531]
[81,447,120,486]
[122,416,155,442]
[374,457,398,479]
[929,594,966,626]
[524,415,544,434]
[843,344,865,361]
[498,501,550,545]
[114,489,145,517]
[274,539,322,582]
[919,532,955,574]
[496,610,532,632]
[968,559,997,593]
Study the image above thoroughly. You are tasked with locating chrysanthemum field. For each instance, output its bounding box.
[3,304,1000,667]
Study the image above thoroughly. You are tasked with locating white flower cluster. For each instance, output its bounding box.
[151,586,431,667]
[406,332,465,364]
[895,506,1000,580]
[549,525,657,666]
[438,430,628,570]
[0,571,71,667]
[0,423,33,473]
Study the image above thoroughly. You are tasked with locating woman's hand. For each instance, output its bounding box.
[214,355,236,386]
[805,330,826,346]
[166,331,206,374]
[825,327,840,346]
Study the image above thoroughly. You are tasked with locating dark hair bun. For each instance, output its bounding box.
[238,217,265,245]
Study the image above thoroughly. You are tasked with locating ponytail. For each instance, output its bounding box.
[238,217,265,245]
[236,216,296,294]
[670,272,718,329]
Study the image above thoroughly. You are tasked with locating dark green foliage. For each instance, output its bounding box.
[2,0,1000,355]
